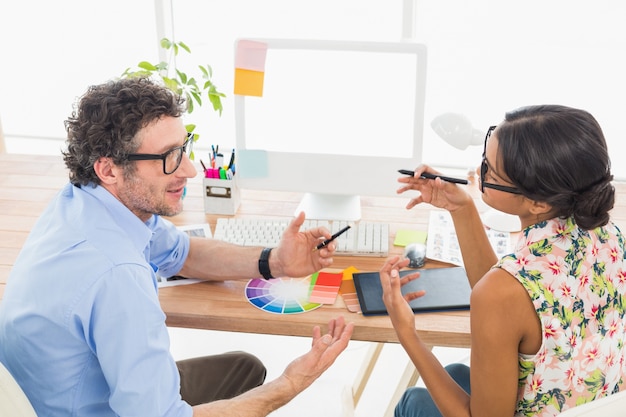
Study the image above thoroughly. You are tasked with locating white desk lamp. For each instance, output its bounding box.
[431,113,483,150]
[431,112,522,233]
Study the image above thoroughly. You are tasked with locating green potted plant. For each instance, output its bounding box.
[121,37,225,156]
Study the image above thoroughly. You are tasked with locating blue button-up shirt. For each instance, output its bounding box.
[0,183,192,416]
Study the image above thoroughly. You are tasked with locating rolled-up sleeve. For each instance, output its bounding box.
[147,216,190,278]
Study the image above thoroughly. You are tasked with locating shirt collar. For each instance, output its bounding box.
[79,183,154,257]
[516,217,575,251]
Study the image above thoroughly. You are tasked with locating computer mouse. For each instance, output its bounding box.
[403,243,426,268]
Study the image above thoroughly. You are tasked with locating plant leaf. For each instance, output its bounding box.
[191,91,202,106]
[187,77,199,89]
[204,64,214,78]
[178,41,191,54]
[160,38,172,49]
[138,61,157,71]
[208,93,223,115]
[162,77,180,93]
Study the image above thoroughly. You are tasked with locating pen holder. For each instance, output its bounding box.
[202,177,241,215]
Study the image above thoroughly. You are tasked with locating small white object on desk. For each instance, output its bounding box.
[481,208,522,232]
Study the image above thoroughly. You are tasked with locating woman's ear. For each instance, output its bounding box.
[93,157,120,185]
[528,199,553,216]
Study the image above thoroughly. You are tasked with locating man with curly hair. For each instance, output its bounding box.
[0,77,353,417]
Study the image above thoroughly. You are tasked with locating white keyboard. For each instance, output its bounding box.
[213,218,389,257]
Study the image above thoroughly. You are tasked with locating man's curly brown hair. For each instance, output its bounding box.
[63,77,186,186]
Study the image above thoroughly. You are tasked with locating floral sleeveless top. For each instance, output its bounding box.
[496,217,626,416]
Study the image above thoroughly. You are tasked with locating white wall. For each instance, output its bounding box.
[0,0,157,140]
[2,0,625,177]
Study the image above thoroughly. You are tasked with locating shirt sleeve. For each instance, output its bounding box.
[73,263,192,417]
[147,216,190,277]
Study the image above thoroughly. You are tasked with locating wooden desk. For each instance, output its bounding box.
[4,153,626,414]
[0,153,472,351]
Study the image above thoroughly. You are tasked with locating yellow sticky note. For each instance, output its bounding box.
[234,68,265,97]
[394,229,427,247]
[342,266,360,281]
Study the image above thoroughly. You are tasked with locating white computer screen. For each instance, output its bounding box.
[234,39,427,220]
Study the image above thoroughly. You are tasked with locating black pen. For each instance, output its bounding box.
[398,169,468,185]
[314,225,351,251]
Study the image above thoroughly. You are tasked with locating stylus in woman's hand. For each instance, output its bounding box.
[398,169,468,185]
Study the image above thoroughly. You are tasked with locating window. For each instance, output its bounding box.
[2,0,625,178]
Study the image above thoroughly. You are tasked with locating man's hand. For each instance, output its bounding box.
[280,316,355,393]
[272,212,335,277]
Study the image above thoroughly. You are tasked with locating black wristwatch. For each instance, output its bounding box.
[258,247,275,280]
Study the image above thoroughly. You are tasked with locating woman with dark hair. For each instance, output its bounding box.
[385,105,626,416]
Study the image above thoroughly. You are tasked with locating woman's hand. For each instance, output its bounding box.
[397,164,473,212]
[379,256,424,332]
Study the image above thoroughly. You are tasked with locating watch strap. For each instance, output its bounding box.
[258,247,275,280]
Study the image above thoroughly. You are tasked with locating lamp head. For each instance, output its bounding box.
[431,112,484,150]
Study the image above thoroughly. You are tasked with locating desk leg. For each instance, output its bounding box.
[383,360,419,417]
[351,342,384,407]
[348,343,434,417]
[383,344,434,417]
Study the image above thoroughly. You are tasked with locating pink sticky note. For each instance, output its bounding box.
[235,40,268,72]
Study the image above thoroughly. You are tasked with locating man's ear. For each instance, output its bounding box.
[93,157,120,185]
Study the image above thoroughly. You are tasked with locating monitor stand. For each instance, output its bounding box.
[295,193,361,221]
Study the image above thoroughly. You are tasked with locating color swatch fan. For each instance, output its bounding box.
[245,277,322,314]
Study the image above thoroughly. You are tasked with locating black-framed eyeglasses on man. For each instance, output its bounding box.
[126,133,195,175]
[480,126,522,195]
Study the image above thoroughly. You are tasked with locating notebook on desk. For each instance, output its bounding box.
[353,267,471,316]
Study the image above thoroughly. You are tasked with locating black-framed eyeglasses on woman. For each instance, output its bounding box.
[126,133,195,175]
[480,126,523,195]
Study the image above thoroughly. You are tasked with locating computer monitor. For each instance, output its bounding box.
[234,39,427,221]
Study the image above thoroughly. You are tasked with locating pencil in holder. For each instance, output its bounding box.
[203,177,241,215]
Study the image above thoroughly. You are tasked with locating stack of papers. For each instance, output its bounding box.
[426,211,512,266]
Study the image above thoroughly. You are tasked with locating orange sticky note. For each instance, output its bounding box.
[342,266,360,282]
[234,68,265,97]
[339,266,362,313]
